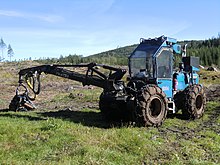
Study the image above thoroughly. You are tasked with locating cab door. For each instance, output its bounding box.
[156,48,173,98]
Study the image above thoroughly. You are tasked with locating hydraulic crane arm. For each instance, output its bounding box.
[18,62,126,100]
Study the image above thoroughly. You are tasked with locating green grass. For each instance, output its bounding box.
[199,69,220,86]
[0,62,220,164]
[68,88,102,102]
[0,101,220,164]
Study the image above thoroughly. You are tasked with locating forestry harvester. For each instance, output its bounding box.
[10,36,206,126]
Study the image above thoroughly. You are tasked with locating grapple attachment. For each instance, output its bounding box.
[9,84,36,111]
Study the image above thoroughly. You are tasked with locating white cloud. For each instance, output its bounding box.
[0,9,63,23]
[0,10,23,17]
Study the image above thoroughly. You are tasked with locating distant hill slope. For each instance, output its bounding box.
[82,44,137,65]
[36,35,220,67]
[88,44,137,58]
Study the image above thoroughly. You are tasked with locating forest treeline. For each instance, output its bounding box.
[36,35,220,67]
[184,37,220,66]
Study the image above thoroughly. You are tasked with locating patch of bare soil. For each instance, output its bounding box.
[159,105,220,139]
[205,84,220,101]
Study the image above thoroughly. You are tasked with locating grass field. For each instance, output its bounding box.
[0,62,219,164]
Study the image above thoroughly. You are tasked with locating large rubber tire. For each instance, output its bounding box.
[136,85,168,127]
[183,84,206,119]
[99,92,127,121]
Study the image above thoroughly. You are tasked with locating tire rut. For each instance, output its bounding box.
[158,105,220,139]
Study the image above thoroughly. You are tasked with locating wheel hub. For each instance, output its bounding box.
[149,97,162,117]
[196,94,203,110]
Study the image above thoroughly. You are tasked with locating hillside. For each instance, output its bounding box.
[36,35,220,67]
[85,36,220,67]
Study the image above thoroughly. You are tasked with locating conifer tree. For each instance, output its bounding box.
[0,38,7,61]
[7,44,14,62]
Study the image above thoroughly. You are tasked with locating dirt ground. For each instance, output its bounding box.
[0,61,219,117]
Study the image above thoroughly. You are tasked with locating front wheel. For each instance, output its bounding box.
[136,85,168,127]
[183,84,206,119]
[99,92,127,121]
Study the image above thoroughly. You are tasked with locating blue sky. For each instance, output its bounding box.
[0,0,220,60]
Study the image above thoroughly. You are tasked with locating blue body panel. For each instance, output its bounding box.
[157,78,173,98]
[193,72,199,84]
[172,44,181,54]
[176,73,188,90]
[192,66,200,72]
[176,72,199,91]
[166,37,177,43]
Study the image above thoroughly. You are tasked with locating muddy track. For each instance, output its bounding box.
[201,106,220,134]
[158,105,220,139]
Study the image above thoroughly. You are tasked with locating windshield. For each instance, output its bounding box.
[129,50,153,78]
[129,44,159,78]
[157,49,173,78]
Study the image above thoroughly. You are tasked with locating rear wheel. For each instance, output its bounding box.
[136,85,168,127]
[99,92,127,121]
[182,84,206,119]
